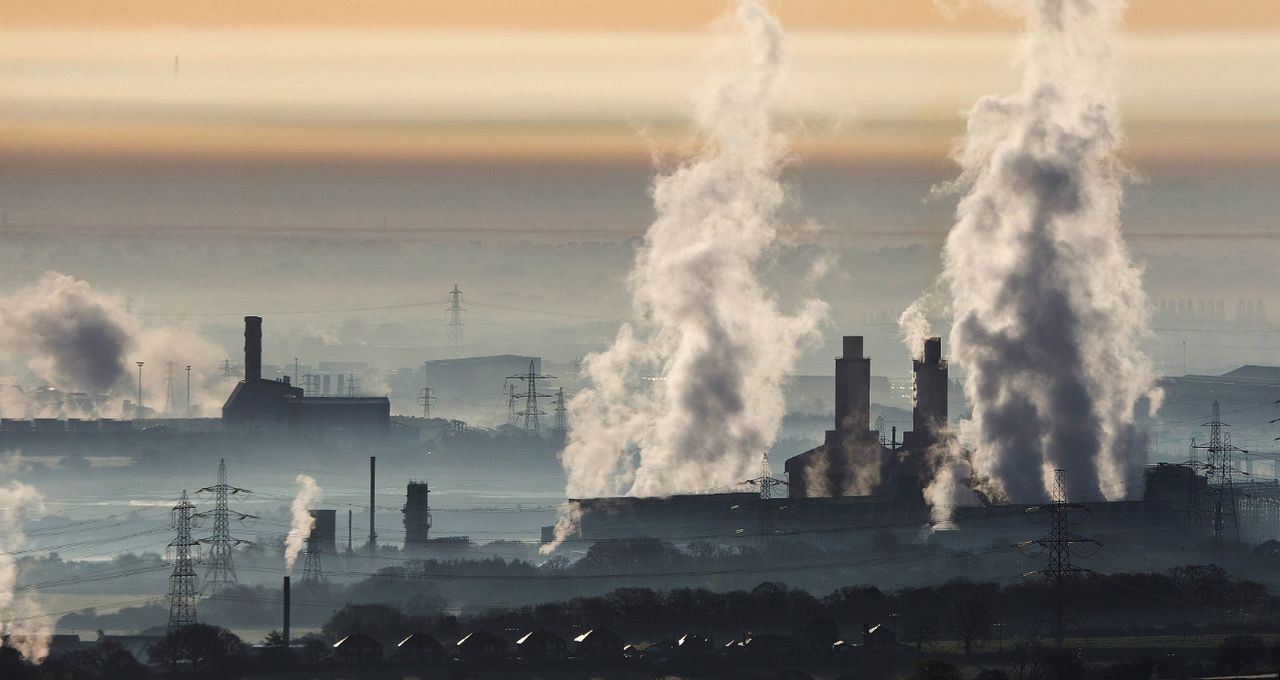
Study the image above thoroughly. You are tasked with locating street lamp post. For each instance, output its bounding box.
[135,361,144,411]
[185,365,192,416]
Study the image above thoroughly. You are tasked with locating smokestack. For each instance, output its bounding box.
[282,576,290,648]
[923,336,941,364]
[244,316,262,382]
[834,335,871,435]
[912,337,948,450]
[368,456,377,556]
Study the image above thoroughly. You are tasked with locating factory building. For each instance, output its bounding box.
[418,354,541,420]
[222,316,390,435]
[784,336,946,500]
[547,330,1280,553]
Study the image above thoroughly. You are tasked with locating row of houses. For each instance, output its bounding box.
[329,624,903,666]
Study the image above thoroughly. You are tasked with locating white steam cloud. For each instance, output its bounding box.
[0,480,50,663]
[284,474,320,570]
[907,0,1159,511]
[546,0,826,551]
[0,272,234,419]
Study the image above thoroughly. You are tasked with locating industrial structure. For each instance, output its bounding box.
[784,336,946,499]
[196,459,251,595]
[418,354,542,423]
[222,316,390,435]
[547,333,1280,556]
[308,509,338,555]
[402,481,432,552]
[166,491,198,631]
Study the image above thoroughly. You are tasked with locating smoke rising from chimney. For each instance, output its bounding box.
[0,272,233,418]
[0,480,50,663]
[545,0,826,551]
[904,0,1159,510]
[284,474,319,570]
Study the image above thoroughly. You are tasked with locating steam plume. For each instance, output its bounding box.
[0,272,232,418]
[906,0,1158,509]
[284,474,319,570]
[0,481,50,663]
[546,0,825,551]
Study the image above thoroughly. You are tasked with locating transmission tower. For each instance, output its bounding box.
[741,454,788,549]
[167,491,199,631]
[163,361,177,415]
[504,380,519,426]
[301,535,324,584]
[1195,401,1246,562]
[345,373,359,397]
[552,388,569,433]
[507,361,555,435]
[418,385,436,418]
[446,284,465,349]
[1023,469,1098,646]
[221,359,236,378]
[195,459,253,596]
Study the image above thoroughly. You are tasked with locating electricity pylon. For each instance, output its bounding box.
[1195,401,1247,563]
[418,385,436,418]
[552,388,569,433]
[507,361,555,435]
[1022,469,1098,645]
[446,284,465,349]
[167,491,199,630]
[741,454,787,549]
[196,459,254,596]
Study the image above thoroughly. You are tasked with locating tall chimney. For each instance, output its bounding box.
[368,456,377,556]
[912,336,948,449]
[924,336,942,364]
[244,316,262,382]
[282,576,291,648]
[834,335,871,435]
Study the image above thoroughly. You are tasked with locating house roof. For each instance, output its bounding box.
[456,630,505,649]
[397,632,442,649]
[573,629,624,645]
[333,633,381,649]
[516,630,565,646]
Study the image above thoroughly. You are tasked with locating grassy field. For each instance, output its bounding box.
[920,632,1280,656]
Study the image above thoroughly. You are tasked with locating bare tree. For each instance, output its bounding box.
[904,611,938,652]
[948,599,992,656]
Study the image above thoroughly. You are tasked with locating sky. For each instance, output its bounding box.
[1,0,1277,163]
[0,0,1275,389]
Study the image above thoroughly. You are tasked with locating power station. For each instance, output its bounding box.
[223,316,391,435]
[546,334,1280,553]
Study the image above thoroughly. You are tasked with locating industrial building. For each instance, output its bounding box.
[548,333,1280,553]
[402,481,432,552]
[308,509,338,554]
[784,336,946,499]
[223,316,390,435]
[416,354,541,421]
